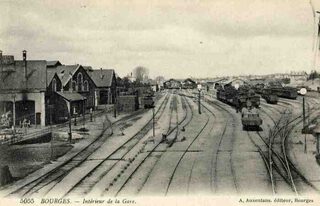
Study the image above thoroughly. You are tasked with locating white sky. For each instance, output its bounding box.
[1,0,320,79]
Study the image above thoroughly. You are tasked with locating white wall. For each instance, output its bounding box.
[0,92,46,126]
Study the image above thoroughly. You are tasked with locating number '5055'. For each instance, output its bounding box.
[20,198,34,204]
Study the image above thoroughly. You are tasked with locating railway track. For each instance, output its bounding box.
[164,96,214,195]
[134,95,194,195]
[3,93,171,198]
[202,96,240,194]
[106,93,189,196]
[249,104,320,195]
[57,93,174,197]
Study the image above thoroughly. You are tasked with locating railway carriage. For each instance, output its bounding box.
[261,89,278,104]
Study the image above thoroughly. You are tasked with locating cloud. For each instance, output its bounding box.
[0,0,318,78]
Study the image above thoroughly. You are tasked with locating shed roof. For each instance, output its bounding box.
[87,69,115,88]
[0,60,47,91]
[56,92,86,102]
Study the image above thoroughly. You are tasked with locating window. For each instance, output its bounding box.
[52,78,57,92]
[83,80,89,92]
[72,80,77,91]
[77,73,83,91]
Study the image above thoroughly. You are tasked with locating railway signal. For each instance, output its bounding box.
[300,88,307,153]
[300,88,307,128]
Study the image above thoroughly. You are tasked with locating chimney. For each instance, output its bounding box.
[100,68,103,79]
[23,50,28,89]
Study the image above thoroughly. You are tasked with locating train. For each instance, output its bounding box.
[216,84,260,111]
[266,86,298,99]
[261,88,278,104]
[265,81,298,99]
[241,107,263,130]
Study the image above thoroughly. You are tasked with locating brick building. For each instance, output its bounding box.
[86,68,116,106]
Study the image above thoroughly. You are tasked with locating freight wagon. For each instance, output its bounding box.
[241,107,262,130]
[143,95,155,109]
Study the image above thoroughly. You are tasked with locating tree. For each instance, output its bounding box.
[133,66,149,83]
[155,76,165,84]
[308,70,320,80]
[122,77,131,89]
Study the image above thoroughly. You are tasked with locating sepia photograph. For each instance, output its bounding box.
[1,0,320,205]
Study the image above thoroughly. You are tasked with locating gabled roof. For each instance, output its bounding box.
[0,60,47,91]
[184,78,196,84]
[46,61,62,67]
[47,69,57,85]
[83,66,93,71]
[55,64,81,86]
[164,79,181,84]
[87,69,115,88]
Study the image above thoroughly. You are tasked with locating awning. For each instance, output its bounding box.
[56,92,86,102]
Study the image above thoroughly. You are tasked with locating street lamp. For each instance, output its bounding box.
[197,84,202,114]
[83,96,85,129]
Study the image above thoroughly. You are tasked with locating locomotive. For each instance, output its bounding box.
[216,83,260,111]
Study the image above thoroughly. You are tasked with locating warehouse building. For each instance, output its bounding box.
[0,51,47,126]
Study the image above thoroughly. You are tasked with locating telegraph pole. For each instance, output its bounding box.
[83,97,85,129]
[197,84,202,114]
[68,103,72,143]
[114,89,117,118]
[152,106,155,137]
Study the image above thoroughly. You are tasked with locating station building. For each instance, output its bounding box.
[163,79,182,89]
